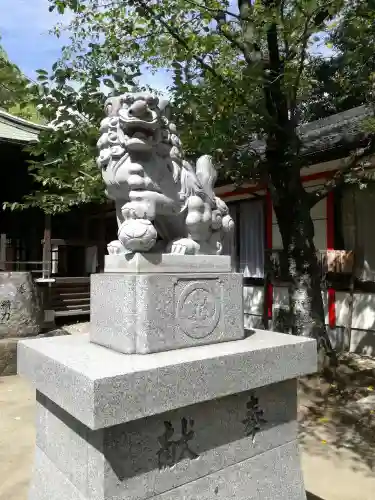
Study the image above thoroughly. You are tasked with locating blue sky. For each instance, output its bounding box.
[0,0,68,80]
[0,0,171,91]
[0,0,330,90]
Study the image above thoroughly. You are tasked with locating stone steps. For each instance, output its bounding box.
[49,278,90,318]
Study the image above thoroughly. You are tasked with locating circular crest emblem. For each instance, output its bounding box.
[176,281,220,339]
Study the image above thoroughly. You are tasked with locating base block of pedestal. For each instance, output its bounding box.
[20,331,316,500]
[29,440,306,500]
[30,380,306,500]
[32,378,298,499]
[29,448,86,500]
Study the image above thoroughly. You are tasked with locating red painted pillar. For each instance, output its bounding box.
[327,192,336,328]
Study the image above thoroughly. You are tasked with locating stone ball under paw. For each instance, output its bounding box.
[118,219,157,252]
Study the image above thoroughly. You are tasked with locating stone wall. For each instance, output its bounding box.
[0,272,43,339]
[0,272,44,376]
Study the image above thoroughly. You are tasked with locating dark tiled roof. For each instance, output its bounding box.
[0,109,46,144]
[249,105,372,159]
[298,105,372,156]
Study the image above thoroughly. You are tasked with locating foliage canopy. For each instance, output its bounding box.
[10,0,375,349]
[21,0,357,213]
[0,38,43,122]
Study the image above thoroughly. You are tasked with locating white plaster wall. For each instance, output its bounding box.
[351,293,375,329]
[243,286,264,316]
[350,330,375,356]
[335,292,375,355]
[313,219,327,250]
[243,286,264,330]
[272,224,283,249]
[244,279,375,355]
[335,292,350,328]
[335,291,375,330]
[271,198,327,251]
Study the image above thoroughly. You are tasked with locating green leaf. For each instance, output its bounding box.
[56,1,66,14]
[103,78,115,88]
[113,71,126,83]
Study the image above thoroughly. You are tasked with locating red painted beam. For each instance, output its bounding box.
[219,169,336,200]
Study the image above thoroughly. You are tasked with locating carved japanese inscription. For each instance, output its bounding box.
[0,282,28,323]
[243,393,267,443]
[0,299,11,322]
[157,417,199,469]
[176,280,221,339]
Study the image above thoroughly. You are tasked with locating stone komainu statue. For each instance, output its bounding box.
[96,92,234,255]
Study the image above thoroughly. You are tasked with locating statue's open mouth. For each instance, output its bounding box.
[126,126,155,141]
[124,126,156,151]
[119,113,159,152]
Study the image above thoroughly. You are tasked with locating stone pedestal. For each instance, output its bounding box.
[19,331,316,500]
[91,254,244,353]
[18,253,317,499]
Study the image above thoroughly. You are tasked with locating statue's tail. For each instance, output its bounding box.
[195,155,217,204]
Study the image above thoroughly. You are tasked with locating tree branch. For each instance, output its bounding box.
[183,0,240,20]
[133,0,252,109]
[280,0,290,58]
[237,0,260,64]
[309,138,375,207]
[216,24,253,64]
[290,1,339,117]
[290,16,310,121]
[265,18,289,127]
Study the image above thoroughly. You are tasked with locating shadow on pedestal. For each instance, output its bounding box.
[306,492,325,500]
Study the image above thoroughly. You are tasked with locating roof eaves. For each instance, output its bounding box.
[0,109,47,132]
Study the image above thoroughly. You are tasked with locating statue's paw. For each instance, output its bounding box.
[221,214,235,233]
[107,240,126,255]
[122,200,156,221]
[118,218,157,253]
[168,238,200,255]
[121,203,138,220]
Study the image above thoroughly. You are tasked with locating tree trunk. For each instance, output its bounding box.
[270,169,335,358]
[261,17,335,361]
